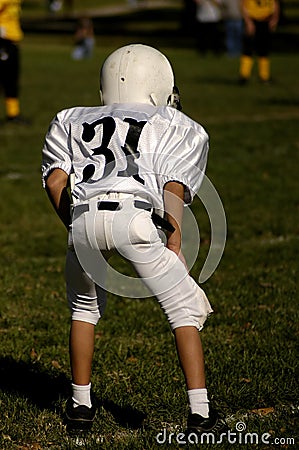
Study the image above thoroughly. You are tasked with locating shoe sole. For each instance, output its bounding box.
[187,420,228,436]
[66,419,94,433]
[65,412,95,431]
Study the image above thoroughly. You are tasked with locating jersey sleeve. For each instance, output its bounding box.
[155,111,209,204]
[41,110,73,188]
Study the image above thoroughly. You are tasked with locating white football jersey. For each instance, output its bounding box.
[42,103,209,213]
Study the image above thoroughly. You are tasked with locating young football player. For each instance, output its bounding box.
[0,0,26,122]
[239,0,280,83]
[42,44,227,437]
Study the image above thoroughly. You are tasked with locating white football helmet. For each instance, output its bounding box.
[100,44,181,109]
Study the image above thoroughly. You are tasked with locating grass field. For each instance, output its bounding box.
[0,33,298,449]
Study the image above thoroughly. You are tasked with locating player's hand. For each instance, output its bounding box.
[245,18,255,36]
[269,15,278,32]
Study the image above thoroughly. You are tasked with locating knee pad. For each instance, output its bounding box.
[157,275,213,332]
[68,289,106,325]
[66,248,107,325]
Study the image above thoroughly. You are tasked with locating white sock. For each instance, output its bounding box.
[187,388,210,418]
[72,382,92,408]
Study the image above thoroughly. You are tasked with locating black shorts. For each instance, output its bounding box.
[242,20,271,57]
[0,38,20,97]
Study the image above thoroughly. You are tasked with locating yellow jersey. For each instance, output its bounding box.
[243,0,276,21]
[0,0,23,42]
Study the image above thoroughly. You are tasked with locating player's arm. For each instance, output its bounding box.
[163,181,188,269]
[269,0,280,31]
[240,0,255,35]
[45,168,71,230]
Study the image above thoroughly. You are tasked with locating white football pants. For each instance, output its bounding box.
[66,194,213,331]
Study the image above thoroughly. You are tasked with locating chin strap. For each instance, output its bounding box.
[168,85,182,111]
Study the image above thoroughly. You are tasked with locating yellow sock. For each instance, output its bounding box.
[258,57,270,81]
[239,55,254,80]
[5,97,20,118]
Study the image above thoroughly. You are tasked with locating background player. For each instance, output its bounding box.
[0,0,26,123]
[239,0,280,83]
[42,44,227,437]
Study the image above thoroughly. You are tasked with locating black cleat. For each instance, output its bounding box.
[186,407,228,436]
[65,397,97,432]
[238,77,249,85]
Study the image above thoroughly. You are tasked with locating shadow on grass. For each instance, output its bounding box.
[101,399,147,429]
[0,356,146,428]
[0,356,70,409]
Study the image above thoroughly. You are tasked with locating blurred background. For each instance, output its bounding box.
[20,0,299,52]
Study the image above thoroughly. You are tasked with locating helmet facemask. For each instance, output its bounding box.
[167,85,182,111]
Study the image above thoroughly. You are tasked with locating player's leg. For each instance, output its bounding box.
[2,40,21,120]
[118,209,226,434]
[134,250,212,417]
[239,21,255,83]
[226,19,243,57]
[69,320,95,387]
[117,211,212,408]
[133,249,226,432]
[66,247,107,382]
[174,325,206,390]
[65,247,107,429]
[256,21,271,82]
[174,326,219,430]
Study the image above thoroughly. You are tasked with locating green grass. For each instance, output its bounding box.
[0,35,298,449]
